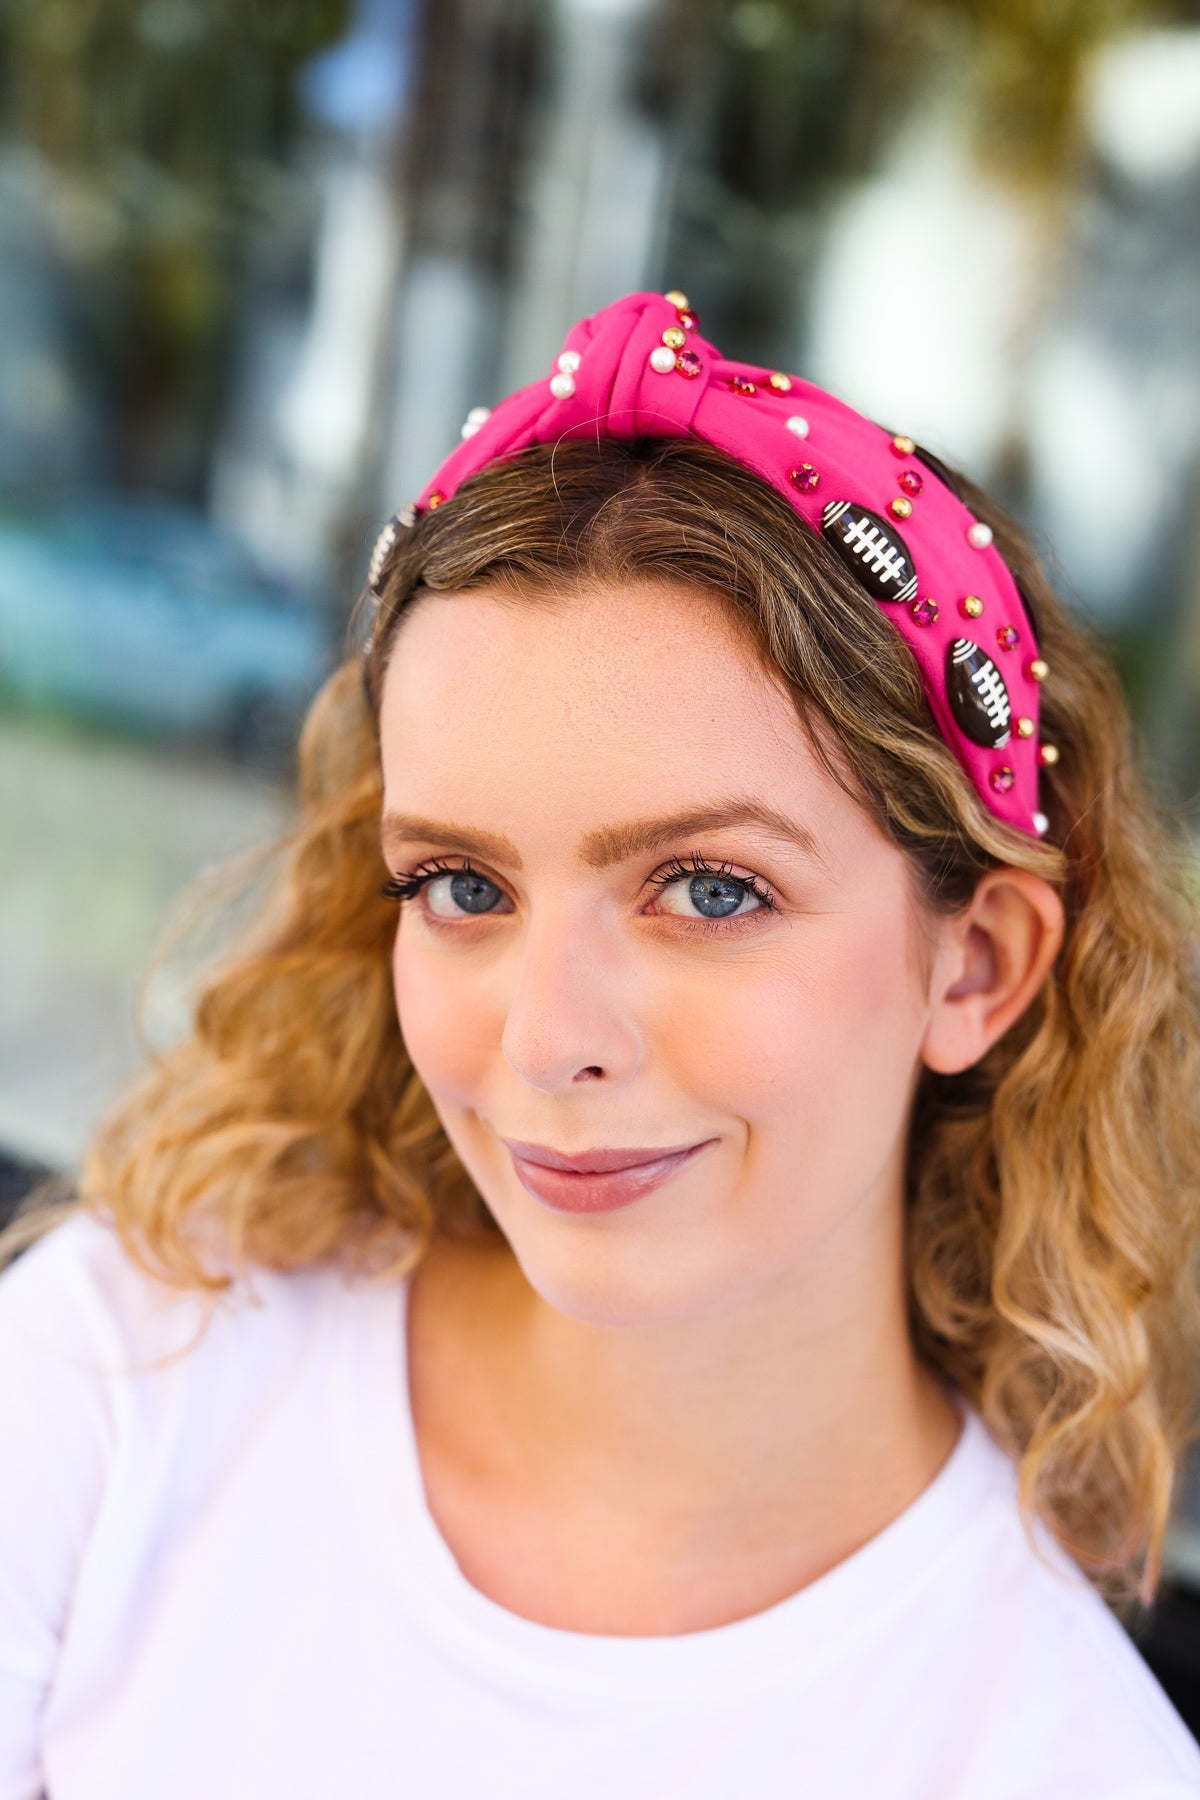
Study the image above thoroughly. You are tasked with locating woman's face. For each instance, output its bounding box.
[378,577,943,1327]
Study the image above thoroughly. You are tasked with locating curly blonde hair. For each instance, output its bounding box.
[6,436,1200,1633]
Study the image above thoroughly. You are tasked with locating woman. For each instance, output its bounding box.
[3,290,1199,1796]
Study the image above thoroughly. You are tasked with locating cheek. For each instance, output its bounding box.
[391,929,496,1099]
[702,924,926,1236]
[687,923,919,1104]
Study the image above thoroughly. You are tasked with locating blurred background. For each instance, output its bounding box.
[2,0,1200,1716]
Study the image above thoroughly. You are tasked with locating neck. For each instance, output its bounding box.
[408,1225,962,1582]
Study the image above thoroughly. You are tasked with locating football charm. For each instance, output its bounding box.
[821,500,919,603]
[946,638,1013,749]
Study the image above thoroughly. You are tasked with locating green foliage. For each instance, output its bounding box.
[714,0,1189,192]
[0,0,349,181]
[0,0,351,487]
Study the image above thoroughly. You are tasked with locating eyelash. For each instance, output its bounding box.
[378,851,778,938]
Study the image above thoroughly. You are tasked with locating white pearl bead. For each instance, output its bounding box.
[367,521,397,589]
[556,350,581,374]
[466,405,491,425]
[966,520,994,548]
[397,502,417,527]
[549,372,576,399]
[1033,811,1049,836]
[461,421,480,438]
[649,346,677,374]
[785,416,810,437]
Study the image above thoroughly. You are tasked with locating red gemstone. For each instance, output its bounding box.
[909,596,938,626]
[677,309,699,330]
[898,470,923,495]
[989,765,1015,793]
[996,625,1019,650]
[676,349,703,379]
[730,376,757,396]
[788,463,820,492]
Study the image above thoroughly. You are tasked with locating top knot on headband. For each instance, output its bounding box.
[367,288,1054,840]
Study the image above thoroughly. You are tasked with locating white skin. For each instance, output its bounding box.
[378,575,1065,1636]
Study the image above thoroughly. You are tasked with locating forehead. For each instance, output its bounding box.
[376,576,890,874]
[380,577,798,751]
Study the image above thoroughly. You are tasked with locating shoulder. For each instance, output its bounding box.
[0,1206,366,1750]
[950,1411,1200,1792]
[0,1206,357,1553]
[0,1207,338,1400]
[1024,1566,1200,1791]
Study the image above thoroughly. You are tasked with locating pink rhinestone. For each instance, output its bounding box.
[730,376,757,396]
[996,625,1019,650]
[989,765,1015,794]
[898,470,923,496]
[676,349,703,379]
[788,463,820,492]
[677,309,699,331]
[909,596,938,626]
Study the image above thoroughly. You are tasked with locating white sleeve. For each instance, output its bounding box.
[0,1218,117,1800]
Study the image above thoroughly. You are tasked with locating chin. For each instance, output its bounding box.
[499,1219,727,1330]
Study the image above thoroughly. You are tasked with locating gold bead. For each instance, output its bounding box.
[664,289,689,309]
[427,490,445,509]
[661,326,686,350]
[960,595,984,619]
[1039,743,1060,766]
[891,433,915,456]
[1029,658,1049,682]
[1016,717,1034,738]
[768,372,793,391]
[890,496,913,518]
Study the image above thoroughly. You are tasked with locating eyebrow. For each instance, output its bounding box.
[379,796,826,872]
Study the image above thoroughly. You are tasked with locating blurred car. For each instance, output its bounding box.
[0,487,334,770]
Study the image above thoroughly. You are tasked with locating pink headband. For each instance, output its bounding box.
[368,289,1053,839]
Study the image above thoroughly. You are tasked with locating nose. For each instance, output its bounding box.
[498,906,643,1091]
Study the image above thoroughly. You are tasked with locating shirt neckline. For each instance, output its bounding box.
[344,1263,1018,1704]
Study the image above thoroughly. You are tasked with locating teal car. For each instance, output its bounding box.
[0,488,334,768]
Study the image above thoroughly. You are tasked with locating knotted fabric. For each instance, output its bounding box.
[370,290,1049,839]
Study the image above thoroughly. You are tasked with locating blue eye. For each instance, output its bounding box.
[380,858,503,913]
[379,852,777,934]
[644,852,776,925]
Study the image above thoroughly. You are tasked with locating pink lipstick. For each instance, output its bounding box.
[504,1139,716,1214]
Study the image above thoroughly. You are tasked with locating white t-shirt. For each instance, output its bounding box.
[2,1210,1198,1800]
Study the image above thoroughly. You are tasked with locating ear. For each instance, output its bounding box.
[920,869,1065,1075]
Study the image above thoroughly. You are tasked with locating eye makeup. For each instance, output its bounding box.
[379,850,779,938]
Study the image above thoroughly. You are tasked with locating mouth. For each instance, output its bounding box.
[500,1136,713,1174]
[504,1139,716,1215]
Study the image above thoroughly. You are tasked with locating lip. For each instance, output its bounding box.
[500,1137,710,1174]
[507,1140,715,1215]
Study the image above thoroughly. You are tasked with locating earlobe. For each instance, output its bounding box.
[920,870,1065,1076]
